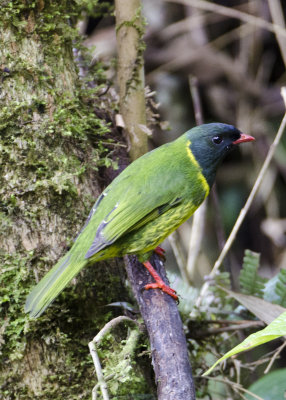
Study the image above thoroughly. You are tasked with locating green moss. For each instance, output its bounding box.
[0,2,151,399]
[0,247,134,399]
[0,86,116,209]
[0,252,31,361]
[94,327,152,397]
[1,1,106,42]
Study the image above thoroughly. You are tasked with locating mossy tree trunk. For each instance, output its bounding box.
[0,2,152,399]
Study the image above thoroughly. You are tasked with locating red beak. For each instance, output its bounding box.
[233,133,255,145]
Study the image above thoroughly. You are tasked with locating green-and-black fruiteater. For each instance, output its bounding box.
[25,123,255,317]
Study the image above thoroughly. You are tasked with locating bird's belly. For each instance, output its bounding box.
[122,201,198,256]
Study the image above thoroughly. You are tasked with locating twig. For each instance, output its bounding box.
[267,0,286,67]
[196,88,286,307]
[168,231,189,284]
[202,319,264,325]
[167,0,286,39]
[186,76,207,282]
[92,316,137,344]
[199,376,264,400]
[92,374,115,400]
[161,2,257,41]
[189,76,203,125]
[264,339,286,374]
[89,341,110,400]
[211,187,227,252]
[188,320,264,340]
[189,78,228,278]
[209,23,255,51]
[89,316,138,400]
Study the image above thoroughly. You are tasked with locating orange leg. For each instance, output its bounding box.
[143,261,178,300]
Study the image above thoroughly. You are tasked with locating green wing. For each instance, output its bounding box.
[84,139,202,259]
[84,179,184,258]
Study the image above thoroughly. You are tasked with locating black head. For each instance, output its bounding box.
[187,123,254,187]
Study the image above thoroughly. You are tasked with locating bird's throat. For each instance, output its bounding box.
[186,141,210,195]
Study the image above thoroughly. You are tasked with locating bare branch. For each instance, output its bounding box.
[167,0,286,39]
[200,376,264,400]
[187,77,207,282]
[89,316,139,400]
[125,254,196,400]
[264,339,286,374]
[267,0,286,67]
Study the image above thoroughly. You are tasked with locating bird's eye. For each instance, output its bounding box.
[212,135,223,144]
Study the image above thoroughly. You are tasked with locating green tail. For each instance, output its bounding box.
[25,250,88,318]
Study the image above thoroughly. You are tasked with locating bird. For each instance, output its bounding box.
[25,123,254,317]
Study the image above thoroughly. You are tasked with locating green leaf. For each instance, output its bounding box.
[246,369,286,400]
[203,311,286,376]
[239,250,266,296]
[274,269,286,307]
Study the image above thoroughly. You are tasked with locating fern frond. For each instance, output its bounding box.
[213,271,231,288]
[239,249,266,296]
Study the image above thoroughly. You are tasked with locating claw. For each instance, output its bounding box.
[142,261,178,300]
[144,282,178,300]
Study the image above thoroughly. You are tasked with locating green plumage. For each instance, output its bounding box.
[25,123,252,317]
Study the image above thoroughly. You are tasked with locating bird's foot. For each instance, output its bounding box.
[154,246,166,260]
[144,282,178,299]
[143,261,178,300]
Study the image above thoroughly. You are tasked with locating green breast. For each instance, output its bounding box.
[120,199,199,257]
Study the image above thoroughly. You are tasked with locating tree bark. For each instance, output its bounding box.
[125,255,196,400]
[115,0,148,160]
[0,3,150,399]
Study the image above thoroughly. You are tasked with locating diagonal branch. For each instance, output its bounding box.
[267,0,286,67]
[167,0,286,39]
[125,255,196,399]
